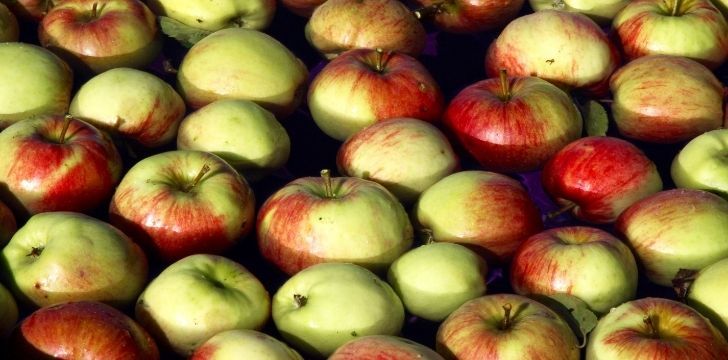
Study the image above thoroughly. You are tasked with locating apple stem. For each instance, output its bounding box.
[643,314,660,338]
[671,0,682,16]
[321,169,335,198]
[412,2,444,20]
[499,69,511,101]
[547,201,576,219]
[44,0,55,14]
[501,303,513,330]
[184,164,211,192]
[294,294,307,308]
[374,48,386,72]
[59,114,73,144]
[91,2,98,18]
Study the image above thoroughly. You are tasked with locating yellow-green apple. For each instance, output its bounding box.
[413,0,525,33]
[541,136,663,224]
[615,189,728,286]
[0,199,16,247]
[485,10,620,96]
[257,170,412,275]
[0,2,19,42]
[305,0,426,59]
[191,329,303,360]
[387,242,487,322]
[38,0,162,74]
[8,301,159,359]
[442,72,583,173]
[330,335,444,360]
[135,254,270,357]
[280,0,325,17]
[336,117,458,204]
[308,48,443,141]
[0,282,18,338]
[69,67,186,148]
[609,55,724,144]
[613,0,728,69]
[529,0,629,24]
[436,293,580,360]
[0,211,148,309]
[148,0,276,31]
[0,114,122,217]
[177,27,308,117]
[413,170,543,262]
[0,0,53,21]
[510,226,638,314]
[176,99,291,181]
[109,150,255,263]
[272,262,405,358]
[0,42,73,129]
[671,128,728,197]
[585,297,728,360]
[686,257,728,339]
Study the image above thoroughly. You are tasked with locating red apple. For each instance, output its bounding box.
[442,72,583,173]
[413,0,525,33]
[280,0,326,17]
[330,335,444,360]
[541,136,663,224]
[308,48,444,141]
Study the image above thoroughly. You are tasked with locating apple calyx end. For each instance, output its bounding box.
[183,164,211,192]
[320,169,335,198]
[421,228,436,245]
[501,303,513,330]
[27,246,44,258]
[293,293,307,308]
[672,268,699,302]
[643,314,660,339]
[499,69,511,101]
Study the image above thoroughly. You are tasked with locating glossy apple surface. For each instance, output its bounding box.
[148,0,277,31]
[191,329,303,360]
[0,2,19,42]
[671,128,728,197]
[330,335,444,360]
[414,0,525,33]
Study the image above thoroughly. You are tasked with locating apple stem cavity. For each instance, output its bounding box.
[321,169,335,198]
[294,294,307,308]
[59,114,73,144]
[643,314,660,338]
[547,201,576,219]
[501,303,513,330]
[499,69,511,101]
[184,164,211,192]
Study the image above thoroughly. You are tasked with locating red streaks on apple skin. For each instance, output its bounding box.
[189,343,217,360]
[126,96,185,147]
[329,336,438,360]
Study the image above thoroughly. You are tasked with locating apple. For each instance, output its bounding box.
[442,71,583,173]
[0,114,122,217]
[38,0,162,74]
[0,2,19,42]
[336,117,458,204]
[671,128,728,196]
[609,55,724,144]
[109,150,256,263]
[305,0,427,59]
[0,0,53,21]
[307,48,444,141]
[69,67,187,148]
[436,293,580,360]
[0,282,18,339]
[541,136,663,224]
[330,335,445,360]
[529,0,630,24]
[0,199,17,247]
[147,0,277,31]
[136,254,270,357]
[272,262,405,358]
[686,257,728,339]
[714,0,728,17]
[586,297,728,359]
[510,226,638,314]
[0,211,148,309]
[280,0,325,17]
[176,99,291,181]
[257,170,413,275]
[615,188,728,286]
[0,42,73,129]
[612,0,728,69]
[485,9,620,96]
[8,301,159,359]
[413,0,525,33]
[177,27,309,118]
[387,242,488,322]
[191,329,303,360]
[413,170,543,262]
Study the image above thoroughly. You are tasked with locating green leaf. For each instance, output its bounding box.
[530,294,598,348]
[581,100,609,137]
[158,16,213,48]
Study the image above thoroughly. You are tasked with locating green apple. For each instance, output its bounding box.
[190,329,303,360]
[687,257,728,339]
[0,42,73,129]
[0,211,148,309]
[671,128,728,198]
[177,27,308,118]
[135,254,270,357]
[0,282,18,339]
[272,262,405,358]
[0,2,19,42]
[148,0,277,31]
[387,242,487,322]
[529,0,629,24]
[176,99,291,181]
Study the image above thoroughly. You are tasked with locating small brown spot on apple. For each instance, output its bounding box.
[34,282,41,289]
[546,59,555,64]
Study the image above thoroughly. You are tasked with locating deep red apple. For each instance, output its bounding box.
[413,0,525,33]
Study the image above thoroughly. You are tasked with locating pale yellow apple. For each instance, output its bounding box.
[148,0,276,31]
[529,0,630,24]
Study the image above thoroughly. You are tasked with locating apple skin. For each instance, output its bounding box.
[413,170,543,262]
[442,75,583,173]
[485,9,620,96]
[191,329,303,360]
[308,48,444,141]
[257,173,413,275]
[329,335,445,360]
[615,188,728,286]
[147,0,277,31]
[8,301,159,359]
[0,2,19,42]
[280,0,325,17]
[0,282,18,339]
[38,0,162,74]
[671,128,728,197]
[109,150,256,263]
[0,199,17,247]
[0,211,148,309]
[541,136,663,224]
[414,0,525,34]
[336,117,458,204]
[612,0,728,69]
[272,262,405,358]
[436,293,580,360]
[586,297,728,360]
[529,0,629,24]
[135,254,270,357]
[177,27,308,118]
[0,114,123,217]
[510,226,638,314]
[609,55,724,144]
[305,0,427,59]
[687,257,728,339]
[0,42,73,129]
[0,0,53,21]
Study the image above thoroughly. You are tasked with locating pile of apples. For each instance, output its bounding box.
[1,0,728,359]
